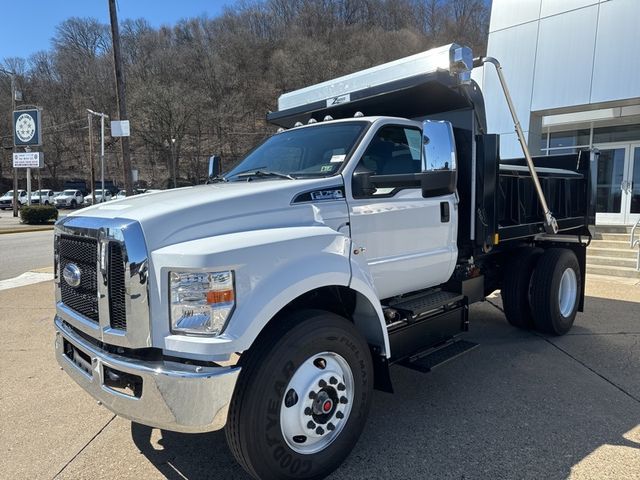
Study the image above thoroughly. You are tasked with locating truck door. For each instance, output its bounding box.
[347,123,458,299]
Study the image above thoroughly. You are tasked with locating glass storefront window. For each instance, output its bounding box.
[548,129,590,148]
[593,124,640,144]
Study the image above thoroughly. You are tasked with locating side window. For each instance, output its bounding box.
[358,125,422,176]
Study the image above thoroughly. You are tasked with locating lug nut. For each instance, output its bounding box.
[307,421,316,429]
[308,391,317,400]
[336,411,344,419]
[329,376,337,385]
[304,407,312,416]
[318,379,327,388]
[339,396,348,404]
[315,426,325,435]
[327,422,335,431]
[337,383,346,391]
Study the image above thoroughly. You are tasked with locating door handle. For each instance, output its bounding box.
[440,201,450,222]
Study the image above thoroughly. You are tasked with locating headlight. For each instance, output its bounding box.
[170,270,235,335]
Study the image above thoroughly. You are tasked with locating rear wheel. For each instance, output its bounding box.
[225,310,373,480]
[502,247,543,329]
[70,199,77,208]
[531,248,581,335]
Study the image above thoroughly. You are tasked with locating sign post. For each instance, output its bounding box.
[13,107,43,207]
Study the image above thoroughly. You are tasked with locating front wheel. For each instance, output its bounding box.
[226,310,373,480]
[531,248,581,335]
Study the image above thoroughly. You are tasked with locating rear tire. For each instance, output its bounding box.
[70,199,77,208]
[502,247,543,329]
[225,309,373,480]
[531,248,581,335]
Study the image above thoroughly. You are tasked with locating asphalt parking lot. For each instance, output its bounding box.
[1,276,639,480]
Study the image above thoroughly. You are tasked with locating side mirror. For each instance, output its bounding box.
[352,166,377,197]
[421,120,457,197]
[208,155,221,179]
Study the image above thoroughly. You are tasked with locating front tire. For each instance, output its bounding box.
[531,248,581,335]
[226,309,373,480]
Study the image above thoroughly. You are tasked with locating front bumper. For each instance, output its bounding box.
[54,317,241,433]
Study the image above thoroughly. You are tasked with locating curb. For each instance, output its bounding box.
[0,226,55,235]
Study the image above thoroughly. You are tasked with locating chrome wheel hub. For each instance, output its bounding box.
[280,352,354,454]
[558,267,578,318]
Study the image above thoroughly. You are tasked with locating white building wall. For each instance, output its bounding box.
[478,0,639,158]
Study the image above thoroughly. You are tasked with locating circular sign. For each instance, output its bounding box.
[16,113,36,143]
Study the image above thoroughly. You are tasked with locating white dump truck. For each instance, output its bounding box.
[53,44,596,479]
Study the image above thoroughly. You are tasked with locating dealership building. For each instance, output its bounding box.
[474,0,640,226]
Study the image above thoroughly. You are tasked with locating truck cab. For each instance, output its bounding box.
[53,44,595,480]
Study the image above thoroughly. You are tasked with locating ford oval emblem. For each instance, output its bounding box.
[63,263,82,288]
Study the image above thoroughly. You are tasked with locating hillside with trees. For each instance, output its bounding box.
[0,0,489,190]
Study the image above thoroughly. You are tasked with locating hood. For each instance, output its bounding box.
[68,177,346,251]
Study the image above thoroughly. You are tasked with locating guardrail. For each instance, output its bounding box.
[631,218,640,271]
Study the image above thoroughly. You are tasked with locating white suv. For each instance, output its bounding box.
[32,189,55,205]
[84,189,113,205]
[0,190,27,209]
[54,190,84,209]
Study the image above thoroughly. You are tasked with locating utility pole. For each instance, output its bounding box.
[108,0,133,196]
[88,113,96,204]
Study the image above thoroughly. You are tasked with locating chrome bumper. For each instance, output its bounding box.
[54,317,240,433]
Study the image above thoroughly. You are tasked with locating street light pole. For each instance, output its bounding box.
[88,113,96,205]
[171,138,177,188]
[87,109,109,201]
[1,67,18,217]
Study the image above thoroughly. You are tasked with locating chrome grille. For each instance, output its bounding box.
[55,217,150,349]
[108,242,127,330]
[59,235,99,323]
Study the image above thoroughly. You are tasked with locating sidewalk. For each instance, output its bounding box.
[0,210,65,234]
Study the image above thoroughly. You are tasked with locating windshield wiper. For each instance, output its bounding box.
[235,169,295,180]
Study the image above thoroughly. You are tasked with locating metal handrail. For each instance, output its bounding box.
[631,217,640,271]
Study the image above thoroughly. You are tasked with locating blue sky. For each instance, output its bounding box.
[0,0,234,61]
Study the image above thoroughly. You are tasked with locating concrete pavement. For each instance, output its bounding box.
[0,230,54,280]
[1,276,638,480]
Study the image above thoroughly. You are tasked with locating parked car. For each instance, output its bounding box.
[0,190,27,209]
[31,189,55,205]
[84,189,113,205]
[54,189,84,209]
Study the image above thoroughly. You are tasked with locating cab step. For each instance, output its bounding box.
[400,339,479,373]
[388,290,464,319]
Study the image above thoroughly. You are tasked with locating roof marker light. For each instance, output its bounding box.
[354,111,364,117]
[323,115,333,121]
[294,121,303,127]
[307,118,317,124]
[277,127,285,133]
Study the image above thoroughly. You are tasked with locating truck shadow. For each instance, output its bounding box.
[132,295,640,479]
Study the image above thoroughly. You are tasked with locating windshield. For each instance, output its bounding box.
[225,121,367,180]
[63,190,76,195]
